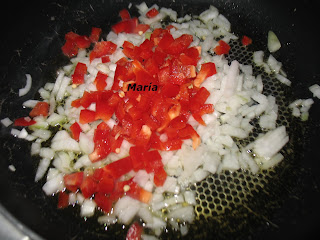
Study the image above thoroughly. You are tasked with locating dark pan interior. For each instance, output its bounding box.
[1,0,320,239]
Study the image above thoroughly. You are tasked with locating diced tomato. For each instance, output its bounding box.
[119,9,131,20]
[103,156,133,179]
[154,166,167,187]
[165,34,193,55]
[143,150,162,173]
[75,35,91,49]
[126,222,143,240]
[14,117,36,126]
[146,8,159,18]
[193,62,217,87]
[90,41,117,62]
[94,192,113,213]
[133,24,150,34]
[157,32,174,50]
[112,17,138,34]
[80,176,97,198]
[57,191,69,209]
[101,55,110,63]
[89,27,102,43]
[241,35,252,46]
[72,62,87,85]
[214,40,231,55]
[97,174,115,194]
[79,91,98,108]
[70,122,82,141]
[29,102,49,118]
[63,172,84,192]
[129,146,146,171]
[79,109,96,124]
[126,181,152,204]
[61,39,78,57]
[94,71,108,91]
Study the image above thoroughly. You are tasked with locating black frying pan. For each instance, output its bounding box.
[1,0,320,239]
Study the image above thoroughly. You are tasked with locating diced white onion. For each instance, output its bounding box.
[19,74,32,97]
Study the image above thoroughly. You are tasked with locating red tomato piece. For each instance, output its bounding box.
[146,8,159,18]
[193,62,217,87]
[165,34,193,55]
[103,156,133,180]
[112,17,138,34]
[80,176,98,198]
[94,71,108,91]
[72,62,87,85]
[133,24,150,34]
[14,117,36,126]
[126,181,152,204]
[70,122,82,141]
[119,9,131,20]
[90,41,117,62]
[126,222,143,240]
[29,102,49,118]
[241,35,252,46]
[94,192,113,213]
[157,32,174,50]
[89,27,102,43]
[154,166,167,187]
[169,115,187,129]
[79,91,99,108]
[63,172,84,192]
[214,40,231,55]
[57,191,69,209]
[143,150,162,173]
[129,146,147,171]
[97,174,115,194]
[61,39,79,57]
[101,55,110,63]
[79,109,96,124]
[75,35,91,49]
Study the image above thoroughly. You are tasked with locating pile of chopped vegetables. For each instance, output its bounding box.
[7,2,318,240]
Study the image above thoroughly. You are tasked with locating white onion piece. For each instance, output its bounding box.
[267,31,281,53]
[19,74,32,97]
[114,196,141,224]
[309,84,320,99]
[253,126,289,159]
[42,173,64,195]
[81,199,96,217]
[35,158,51,182]
[1,117,13,127]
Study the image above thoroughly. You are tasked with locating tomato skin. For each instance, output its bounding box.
[97,175,115,194]
[94,192,112,213]
[29,102,49,118]
[72,62,87,85]
[80,176,98,198]
[103,156,133,179]
[146,8,159,18]
[119,9,131,20]
[63,172,84,192]
[214,40,231,55]
[112,18,138,34]
[79,109,96,124]
[90,41,117,62]
[89,27,102,43]
[241,35,252,46]
[57,191,69,209]
[94,71,108,91]
[14,117,36,126]
[70,122,82,141]
[126,222,143,240]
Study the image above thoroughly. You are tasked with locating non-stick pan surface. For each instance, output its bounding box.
[1,0,320,239]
